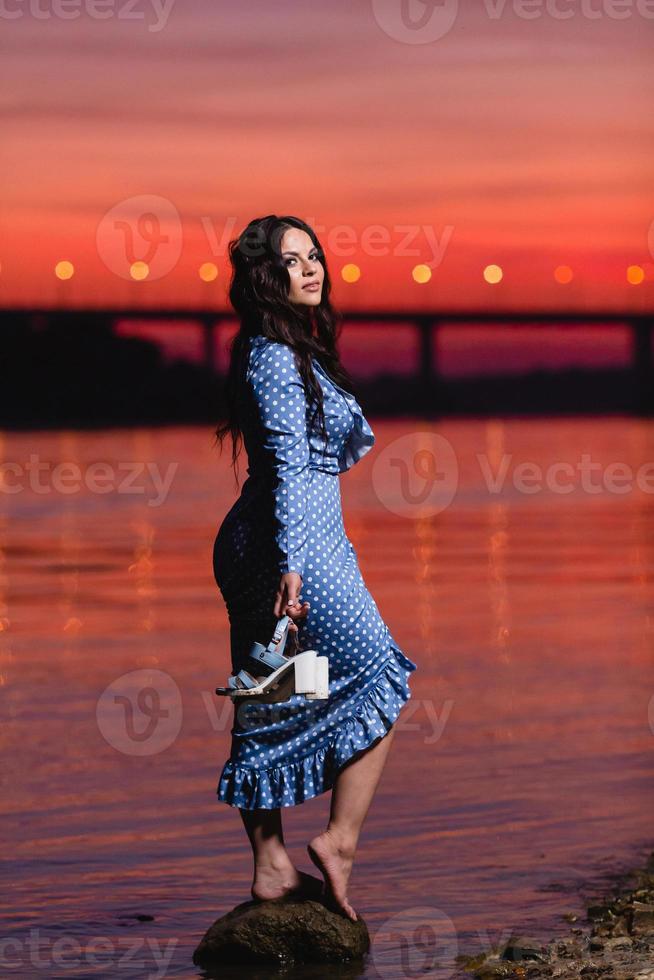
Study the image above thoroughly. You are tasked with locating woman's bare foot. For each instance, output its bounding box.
[251,858,324,904]
[307,829,358,922]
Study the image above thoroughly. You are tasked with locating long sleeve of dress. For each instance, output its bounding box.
[247,341,311,578]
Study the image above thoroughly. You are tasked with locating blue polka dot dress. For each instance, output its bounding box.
[213,334,418,809]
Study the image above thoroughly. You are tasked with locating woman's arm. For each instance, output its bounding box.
[247,341,311,580]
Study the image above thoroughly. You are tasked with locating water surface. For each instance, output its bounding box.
[2,418,653,979]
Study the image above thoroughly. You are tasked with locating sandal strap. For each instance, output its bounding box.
[248,643,288,673]
[246,615,293,673]
[229,669,260,691]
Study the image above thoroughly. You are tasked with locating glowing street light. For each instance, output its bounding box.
[130,261,149,281]
[483,264,503,284]
[55,261,74,280]
[554,265,573,284]
[412,264,432,284]
[199,262,218,282]
[627,265,644,285]
[341,264,361,283]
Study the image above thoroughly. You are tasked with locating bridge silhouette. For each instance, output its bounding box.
[5,305,654,422]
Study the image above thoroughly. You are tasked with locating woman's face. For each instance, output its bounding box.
[280,227,324,307]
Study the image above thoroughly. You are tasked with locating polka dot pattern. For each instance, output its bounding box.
[213,335,418,809]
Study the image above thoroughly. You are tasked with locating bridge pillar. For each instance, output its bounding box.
[631,319,653,416]
[417,316,439,417]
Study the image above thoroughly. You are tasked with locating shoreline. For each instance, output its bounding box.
[460,848,654,979]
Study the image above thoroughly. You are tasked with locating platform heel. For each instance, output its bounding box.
[305,656,329,699]
[293,650,318,694]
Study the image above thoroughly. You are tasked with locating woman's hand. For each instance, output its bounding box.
[274,571,310,627]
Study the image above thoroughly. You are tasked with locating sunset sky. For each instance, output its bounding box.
[3,0,654,312]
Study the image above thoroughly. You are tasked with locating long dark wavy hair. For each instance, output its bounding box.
[214,214,356,485]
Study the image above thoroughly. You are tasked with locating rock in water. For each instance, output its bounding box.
[193,898,370,967]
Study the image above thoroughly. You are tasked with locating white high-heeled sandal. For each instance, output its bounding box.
[215,615,329,700]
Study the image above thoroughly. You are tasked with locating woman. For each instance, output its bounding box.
[213,214,417,922]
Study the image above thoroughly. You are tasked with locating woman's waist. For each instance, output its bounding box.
[243,464,339,489]
[219,466,339,525]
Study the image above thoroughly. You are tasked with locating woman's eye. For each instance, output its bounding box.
[285,252,319,266]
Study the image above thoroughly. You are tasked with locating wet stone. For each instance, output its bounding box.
[193,898,370,967]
